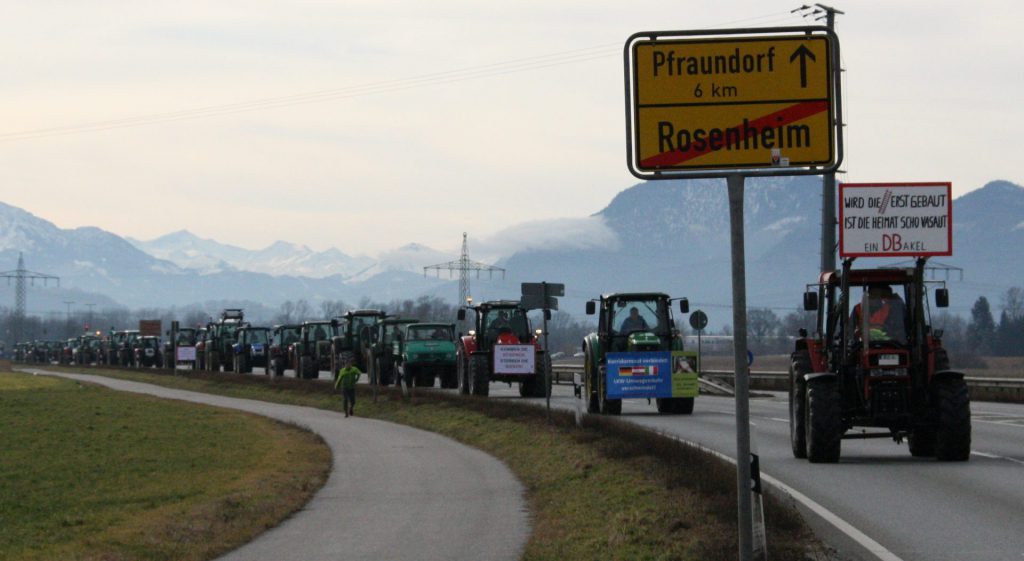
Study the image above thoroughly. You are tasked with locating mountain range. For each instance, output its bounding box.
[2,178,1021,328]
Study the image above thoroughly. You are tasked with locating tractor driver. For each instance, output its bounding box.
[851,285,906,342]
[619,307,650,334]
[489,310,511,332]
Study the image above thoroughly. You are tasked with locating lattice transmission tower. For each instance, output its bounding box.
[424,233,505,325]
[1,252,60,343]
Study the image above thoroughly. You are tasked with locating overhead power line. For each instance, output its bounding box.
[1,10,802,143]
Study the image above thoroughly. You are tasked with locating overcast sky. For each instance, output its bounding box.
[3,0,1020,258]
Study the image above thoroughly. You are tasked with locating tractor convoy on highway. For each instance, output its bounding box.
[10,255,972,461]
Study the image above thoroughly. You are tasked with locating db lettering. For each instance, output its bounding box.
[882,234,903,251]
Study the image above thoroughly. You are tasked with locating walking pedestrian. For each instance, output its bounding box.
[335,357,361,417]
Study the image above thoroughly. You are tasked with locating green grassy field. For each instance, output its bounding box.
[0,372,330,561]
[37,366,833,561]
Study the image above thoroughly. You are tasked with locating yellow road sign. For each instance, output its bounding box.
[626,30,839,176]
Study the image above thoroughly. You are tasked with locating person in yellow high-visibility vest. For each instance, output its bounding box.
[335,357,361,417]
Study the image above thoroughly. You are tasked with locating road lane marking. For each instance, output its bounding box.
[648,431,906,561]
[971,451,1024,467]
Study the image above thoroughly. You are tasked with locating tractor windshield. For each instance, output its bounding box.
[482,307,527,337]
[849,284,909,345]
[349,315,378,336]
[407,325,452,341]
[274,327,300,345]
[382,324,407,344]
[612,298,667,335]
[247,329,269,345]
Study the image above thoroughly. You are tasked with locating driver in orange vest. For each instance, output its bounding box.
[851,285,896,341]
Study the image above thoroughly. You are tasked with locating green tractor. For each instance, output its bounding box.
[292,320,340,379]
[203,309,246,372]
[365,318,419,386]
[331,309,387,372]
[399,323,458,388]
[581,293,696,415]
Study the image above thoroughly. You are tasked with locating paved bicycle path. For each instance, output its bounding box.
[28,369,529,561]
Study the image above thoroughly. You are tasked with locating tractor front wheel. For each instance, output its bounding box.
[457,346,471,395]
[470,353,490,397]
[805,378,843,463]
[934,379,971,461]
[789,351,811,459]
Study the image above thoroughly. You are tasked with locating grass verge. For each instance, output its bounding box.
[30,366,836,560]
[0,372,330,561]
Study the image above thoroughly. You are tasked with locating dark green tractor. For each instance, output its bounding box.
[365,318,419,386]
[293,320,339,379]
[203,309,246,372]
[331,309,388,373]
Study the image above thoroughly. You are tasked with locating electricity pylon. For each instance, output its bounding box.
[1,253,60,343]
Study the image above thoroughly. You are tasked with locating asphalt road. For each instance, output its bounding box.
[480,381,1024,561]
[27,368,529,561]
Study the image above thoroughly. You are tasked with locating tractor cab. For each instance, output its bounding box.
[587,293,687,353]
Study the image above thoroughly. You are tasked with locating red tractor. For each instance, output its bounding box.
[790,258,970,463]
[456,300,548,397]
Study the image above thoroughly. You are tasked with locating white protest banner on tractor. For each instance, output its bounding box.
[493,345,535,374]
[839,182,952,258]
[176,346,197,361]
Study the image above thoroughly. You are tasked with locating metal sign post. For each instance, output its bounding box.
[522,282,564,422]
[727,173,753,561]
[171,320,179,373]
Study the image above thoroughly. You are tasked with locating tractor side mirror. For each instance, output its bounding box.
[457,309,466,321]
[935,288,949,308]
[679,298,690,314]
[544,309,552,320]
[585,301,596,315]
[331,319,338,328]
[803,292,819,311]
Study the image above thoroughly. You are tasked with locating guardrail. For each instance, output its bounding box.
[551,363,1024,402]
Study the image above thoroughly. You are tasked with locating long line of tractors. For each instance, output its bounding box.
[10,255,972,462]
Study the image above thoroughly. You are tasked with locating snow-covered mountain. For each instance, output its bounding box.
[128,230,374,278]
[0,202,451,310]
[3,178,1021,325]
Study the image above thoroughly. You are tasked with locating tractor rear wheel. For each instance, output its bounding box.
[299,355,315,379]
[599,371,621,415]
[584,350,600,414]
[470,353,490,397]
[674,397,694,414]
[805,378,843,463]
[789,351,811,459]
[934,379,971,461]
[457,346,470,395]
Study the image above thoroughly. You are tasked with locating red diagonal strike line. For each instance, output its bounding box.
[639,100,829,168]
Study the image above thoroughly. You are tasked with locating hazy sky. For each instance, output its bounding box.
[3,1,1020,258]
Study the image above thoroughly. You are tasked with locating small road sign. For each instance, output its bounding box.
[689,310,709,331]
